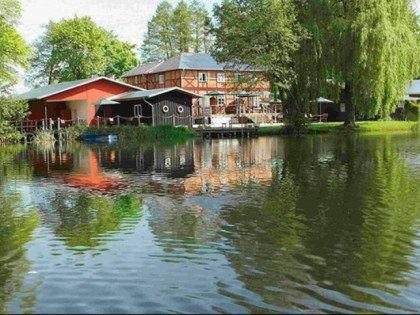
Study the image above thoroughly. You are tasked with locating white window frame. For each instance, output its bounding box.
[134,104,142,117]
[217,95,225,106]
[217,73,225,83]
[159,74,165,84]
[198,72,208,82]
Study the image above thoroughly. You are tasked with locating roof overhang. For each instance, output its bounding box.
[111,87,202,102]
[15,76,144,101]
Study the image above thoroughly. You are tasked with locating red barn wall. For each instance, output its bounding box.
[41,79,137,125]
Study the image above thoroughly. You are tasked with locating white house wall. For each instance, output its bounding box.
[67,100,88,120]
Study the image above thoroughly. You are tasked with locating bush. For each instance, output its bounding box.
[70,125,195,145]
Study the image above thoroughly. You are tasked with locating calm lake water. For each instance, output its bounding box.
[1,134,420,314]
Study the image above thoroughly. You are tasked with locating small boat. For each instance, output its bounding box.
[80,133,118,143]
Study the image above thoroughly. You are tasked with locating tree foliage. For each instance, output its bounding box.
[0,0,30,94]
[172,0,193,53]
[212,0,420,125]
[140,0,213,63]
[291,0,420,124]
[0,96,29,142]
[25,16,138,87]
[212,0,306,91]
[190,0,213,53]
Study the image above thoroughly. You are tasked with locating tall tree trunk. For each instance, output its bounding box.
[343,82,356,128]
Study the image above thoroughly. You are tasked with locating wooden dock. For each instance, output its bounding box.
[195,125,258,139]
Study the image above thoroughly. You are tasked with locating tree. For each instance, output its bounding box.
[25,16,138,86]
[103,33,139,79]
[49,16,109,81]
[172,0,193,53]
[0,0,30,94]
[0,96,29,142]
[190,0,213,53]
[24,22,57,87]
[140,0,213,63]
[212,0,306,93]
[141,1,175,63]
[293,0,420,126]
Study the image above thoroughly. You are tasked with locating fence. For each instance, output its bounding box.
[9,113,195,132]
[10,117,88,132]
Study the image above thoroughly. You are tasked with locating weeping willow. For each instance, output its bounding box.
[350,0,420,119]
[292,0,420,125]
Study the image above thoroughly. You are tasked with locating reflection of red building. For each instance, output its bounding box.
[30,147,127,194]
[64,150,127,193]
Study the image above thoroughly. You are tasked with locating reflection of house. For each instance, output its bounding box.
[121,53,271,116]
[14,77,142,126]
[64,150,127,193]
[30,146,127,194]
[183,138,281,195]
[97,142,195,179]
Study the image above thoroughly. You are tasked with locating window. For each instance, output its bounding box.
[134,76,139,85]
[198,72,208,82]
[217,95,225,106]
[217,73,225,83]
[159,74,165,84]
[134,104,142,117]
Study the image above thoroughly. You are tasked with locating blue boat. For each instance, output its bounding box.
[80,133,119,143]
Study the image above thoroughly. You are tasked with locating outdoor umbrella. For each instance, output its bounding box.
[230,91,257,115]
[205,90,225,96]
[310,97,334,122]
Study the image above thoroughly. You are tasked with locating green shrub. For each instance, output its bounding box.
[72,125,195,145]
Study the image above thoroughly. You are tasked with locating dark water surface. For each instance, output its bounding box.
[1,134,420,314]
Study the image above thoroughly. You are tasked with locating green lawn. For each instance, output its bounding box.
[258,121,419,136]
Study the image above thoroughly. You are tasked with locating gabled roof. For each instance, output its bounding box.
[111,87,202,101]
[121,53,263,77]
[120,62,162,78]
[13,76,144,101]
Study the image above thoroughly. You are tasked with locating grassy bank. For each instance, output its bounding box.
[68,125,196,144]
[258,121,419,136]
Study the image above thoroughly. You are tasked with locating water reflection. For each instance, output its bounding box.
[0,146,40,314]
[219,135,420,313]
[23,143,144,253]
[1,134,420,313]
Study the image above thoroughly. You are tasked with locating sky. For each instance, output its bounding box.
[18,0,221,50]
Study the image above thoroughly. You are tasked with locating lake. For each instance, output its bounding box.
[1,133,420,314]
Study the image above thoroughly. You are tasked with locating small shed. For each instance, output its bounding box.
[97,87,201,127]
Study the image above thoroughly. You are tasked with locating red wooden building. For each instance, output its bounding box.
[14,76,143,126]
